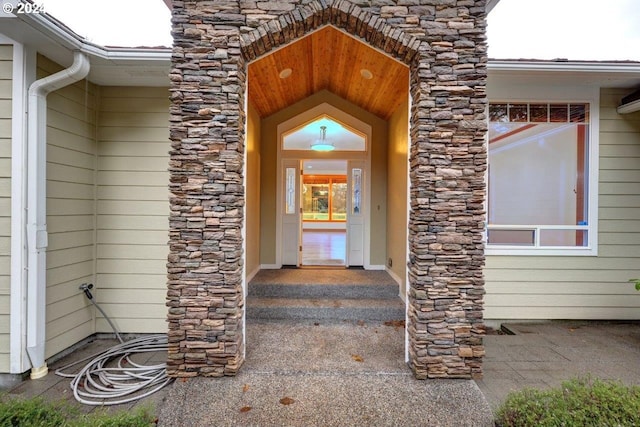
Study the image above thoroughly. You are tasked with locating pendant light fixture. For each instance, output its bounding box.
[310,125,335,151]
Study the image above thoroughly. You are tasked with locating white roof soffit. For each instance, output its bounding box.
[0,1,170,86]
[488,60,640,90]
[490,60,640,73]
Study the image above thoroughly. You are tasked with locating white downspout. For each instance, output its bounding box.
[26,51,90,379]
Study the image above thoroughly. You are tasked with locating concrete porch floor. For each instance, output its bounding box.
[5,318,492,426]
[6,304,640,425]
[157,318,493,427]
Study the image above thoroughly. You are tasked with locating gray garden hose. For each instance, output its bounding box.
[54,283,173,406]
[79,283,123,343]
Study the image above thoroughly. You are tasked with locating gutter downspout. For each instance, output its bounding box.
[617,99,640,114]
[26,51,90,379]
[617,88,640,114]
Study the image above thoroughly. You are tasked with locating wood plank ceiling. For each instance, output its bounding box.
[247,26,409,120]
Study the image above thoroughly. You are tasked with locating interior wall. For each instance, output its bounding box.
[246,102,261,279]
[489,126,578,240]
[96,86,170,333]
[41,55,97,358]
[386,95,409,295]
[259,90,388,266]
[0,44,13,373]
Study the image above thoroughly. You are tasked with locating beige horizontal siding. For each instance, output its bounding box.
[41,55,96,358]
[485,88,640,320]
[2,58,170,366]
[0,44,12,373]
[0,274,8,292]
[47,261,94,287]
[96,86,169,333]
[97,215,167,230]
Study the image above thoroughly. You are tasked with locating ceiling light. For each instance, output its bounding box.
[311,126,335,151]
[360,68,373,80]
[279,68,292,79]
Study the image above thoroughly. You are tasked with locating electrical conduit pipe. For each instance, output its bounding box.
[26,51,90,379]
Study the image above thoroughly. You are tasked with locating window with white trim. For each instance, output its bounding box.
[487,102,595,254]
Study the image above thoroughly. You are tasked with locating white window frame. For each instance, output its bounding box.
[485,85,599,256]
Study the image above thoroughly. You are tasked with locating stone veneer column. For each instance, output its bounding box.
[167,0,487,379]
[407,2,487,378]
[167,0,246,377]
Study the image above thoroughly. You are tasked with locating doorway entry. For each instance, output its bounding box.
[301,160,347,266]
[277,108,370,268]
[281,157,366,267]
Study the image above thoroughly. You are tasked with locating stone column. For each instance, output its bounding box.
[167,0,246,377]
[406,1,487,379]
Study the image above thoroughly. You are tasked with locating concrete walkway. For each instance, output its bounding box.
[157,319,493,427]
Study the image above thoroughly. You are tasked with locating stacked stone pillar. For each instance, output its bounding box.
[167,0,247,377]
[407,42,487,379]
[168,0,487,379]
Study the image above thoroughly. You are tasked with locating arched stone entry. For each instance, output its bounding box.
[167,0,487,379]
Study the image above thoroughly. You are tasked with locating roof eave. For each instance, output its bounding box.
[4,3,170,62]
[489,59,640,74]
[486,0,500,14]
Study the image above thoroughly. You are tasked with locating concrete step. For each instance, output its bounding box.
[246,297,405,322]
[248,282,399,300]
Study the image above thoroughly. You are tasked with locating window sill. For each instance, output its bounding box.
[485,246,598,257]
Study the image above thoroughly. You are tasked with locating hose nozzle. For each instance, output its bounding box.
[79,283,94,300]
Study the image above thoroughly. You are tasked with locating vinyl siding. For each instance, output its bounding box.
[0,45,12,373]
[40,55,97,358]
[485,88,640,320]
[96,87,169,333]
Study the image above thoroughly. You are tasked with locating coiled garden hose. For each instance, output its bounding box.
[54,283,173,406]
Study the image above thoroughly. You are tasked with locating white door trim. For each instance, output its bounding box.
[275,103,371,268]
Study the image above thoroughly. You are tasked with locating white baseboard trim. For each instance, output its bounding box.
[365,264,385,270]
[259,264,281,270]
[385,268,402,286]
[385,267,406,302]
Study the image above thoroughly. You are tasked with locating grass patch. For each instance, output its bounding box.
[496,377,640,427]
[0,395,156,427]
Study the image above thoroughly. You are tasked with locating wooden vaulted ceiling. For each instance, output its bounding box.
[247,26,409,120]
